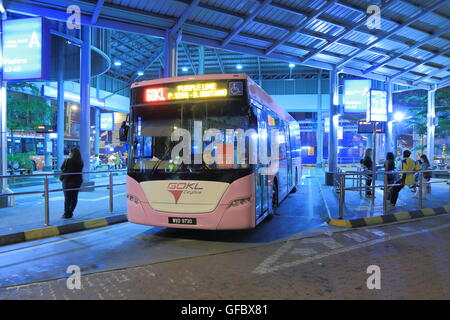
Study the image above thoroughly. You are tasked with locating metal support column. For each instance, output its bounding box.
[164,29,180,78]
[385,80,394,155]
[326,67,339,185]
[94,80,100,157]
[80,26,91,181]
[316,70,323,167]
[198,46,204,75]
[56,30,65,171]
[0,3,7,193]
[426,86,436,163]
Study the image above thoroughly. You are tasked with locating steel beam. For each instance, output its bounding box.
[390,46,450,80]
[170,0,201,36]
[364,26,450,74]
[91,0,105,24]
[426,87,437,162]
[80,26,92,181]
[413,63,450,85]
[336,0,448,69]
[301,0,399,64]
[221,0,272,47]
[265,0,336,55]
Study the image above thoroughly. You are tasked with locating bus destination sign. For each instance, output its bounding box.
[144,82,228,103]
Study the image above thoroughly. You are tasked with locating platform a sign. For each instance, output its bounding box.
[1,17,50,81]
[100,113,115,131]
[343,79,371,113]
[368,89,387,122]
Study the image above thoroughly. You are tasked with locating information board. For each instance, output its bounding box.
[343,79,371,113]
[368,89,387,122]
[2,17,50,81]
[100,113,114,131]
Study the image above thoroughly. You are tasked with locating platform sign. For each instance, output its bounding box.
[343,79,371,113]
[100,113,114,131]
[2,17,50,81]
[368,89,387,122]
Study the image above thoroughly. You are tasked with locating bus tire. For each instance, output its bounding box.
[290,169,298,193]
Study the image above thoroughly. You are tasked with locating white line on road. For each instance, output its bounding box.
[253,222,450,275]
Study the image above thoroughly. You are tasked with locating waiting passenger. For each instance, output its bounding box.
[384,152,396,200]
[362,148,374,198]
[60,148,84,219]
[390,150,421,207]
[412,154,432,200]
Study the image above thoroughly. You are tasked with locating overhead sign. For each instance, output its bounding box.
[100,113,114,131]
[343,79,371,113]
[43,86,105,107]
[2,17,50,81]
[144,82,228,103]
[368,89,387,122]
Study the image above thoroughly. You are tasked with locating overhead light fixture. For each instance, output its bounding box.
[236,64,243,70]
[114,61,122,66]
[181,67,188,72]
[289,63,295,68]
[137,71,144,76]
[394,112,405,122]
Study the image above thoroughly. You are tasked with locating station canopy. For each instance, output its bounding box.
[6,0,450,90]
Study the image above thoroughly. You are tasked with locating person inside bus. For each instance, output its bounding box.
[361,148,374,198]
[60,148,84,219]
[390,150,421,207]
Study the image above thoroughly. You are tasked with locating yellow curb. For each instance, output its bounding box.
[421,208,435,216]
[24,227,59,241]
[394,211,411,220]
[328,219,352,228]
[84,218,108,230]
[364,216,384,225]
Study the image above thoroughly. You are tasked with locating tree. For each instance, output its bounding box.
[7,82,54,131]
[399,88,450,153]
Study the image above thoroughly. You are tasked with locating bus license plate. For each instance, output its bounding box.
[168,217,197,225]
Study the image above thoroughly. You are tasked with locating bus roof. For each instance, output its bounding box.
[131,73,295,123]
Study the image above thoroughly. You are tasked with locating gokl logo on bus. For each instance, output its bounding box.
[167,182,203,204]
[145,87,166,102]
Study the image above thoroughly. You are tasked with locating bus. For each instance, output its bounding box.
[126,74,301,230]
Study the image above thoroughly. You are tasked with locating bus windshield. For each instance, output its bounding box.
[129,99,255,173]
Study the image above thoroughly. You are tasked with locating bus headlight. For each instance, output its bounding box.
[230,197,251,207]
[127,194,141,205]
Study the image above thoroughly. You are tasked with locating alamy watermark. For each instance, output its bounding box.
[366,265,381,290]
[366,5,381,30]
[66,265,82,290]
[168,127,281,175]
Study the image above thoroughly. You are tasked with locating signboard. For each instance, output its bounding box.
[100,113,114,131]
[357,121,386,134]
[144,82,228,103]
[43,86,105,107]
[368,89,387,122]
[343,79,371,113]
[2,17,50,81]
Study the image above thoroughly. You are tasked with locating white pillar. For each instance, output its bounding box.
[426,87,436,163]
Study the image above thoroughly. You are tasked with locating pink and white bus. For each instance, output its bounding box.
[126,74,301,230]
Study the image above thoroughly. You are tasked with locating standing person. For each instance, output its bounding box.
[60,148,84,219]
[362,148,374,198]
[390,150,421,207]
[384,152,396,199]
[413,154,432,199]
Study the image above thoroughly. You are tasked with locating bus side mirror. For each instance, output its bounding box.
[119,122,129,142]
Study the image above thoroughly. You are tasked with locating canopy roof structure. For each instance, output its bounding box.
[5,0,450,90]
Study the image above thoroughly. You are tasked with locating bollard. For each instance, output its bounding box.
[109,172,113,213]
[44,176,50,226]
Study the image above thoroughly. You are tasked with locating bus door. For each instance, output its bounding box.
[255,108,270,218]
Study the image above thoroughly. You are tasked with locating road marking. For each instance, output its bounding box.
[0,224,131,257]
[252,222,450,275]
[301,237,343,249]
[343,233,369,243]
[397,226,415,232]
[291,248,317,256]
[365,229,387,237]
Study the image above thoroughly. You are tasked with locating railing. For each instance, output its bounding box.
[0,169,127,226]
[337,169,450,219]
